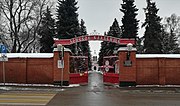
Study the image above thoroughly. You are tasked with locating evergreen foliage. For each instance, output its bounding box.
[120,0,139,39]
[98,41,109,66]
[142,0,163,54]
[98,18,121,66]
[56,0,80,54]
[136,37,144,54]
[80,19,92,70]
[106,18,122,55]
[39,7,55,53]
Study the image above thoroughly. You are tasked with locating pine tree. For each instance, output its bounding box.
[98,41,109,66]
[120,0,139,40]
[98,19,121,66]
[107,18,122,55]
[39,7,55,53]
[142,0,163,54]
[136,37,144,54]
[56,0,80,54]
[56,0,80,39]
[79,19,92,70]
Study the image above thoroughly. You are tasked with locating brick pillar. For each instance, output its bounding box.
[118,47,137,87]
[53,48,71,86]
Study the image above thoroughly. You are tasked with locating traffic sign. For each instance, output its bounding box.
[105,60,109,66]
[0,45,7,53]
[0,45,8,62]
[0,57,8,61]
[105,67,109,72]
[57,60,64,68]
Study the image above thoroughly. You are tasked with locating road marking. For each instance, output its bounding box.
[0,92,56,105]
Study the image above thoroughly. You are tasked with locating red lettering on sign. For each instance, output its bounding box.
[54,35,135,45]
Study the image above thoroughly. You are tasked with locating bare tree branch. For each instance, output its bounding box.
[0,0,50,52]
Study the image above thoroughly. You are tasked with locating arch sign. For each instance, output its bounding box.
[55,35,135,45]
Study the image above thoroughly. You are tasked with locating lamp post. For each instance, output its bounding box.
[127,43,133,60]
[124,43,133,67]
[57,44,64,89]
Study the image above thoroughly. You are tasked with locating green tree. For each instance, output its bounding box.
[56,0,80,54]
[98,18,121,66]
[79,19,92,70]
[120,0,139,40]
[39,7,55,53]
[142,0,163,54]
[136,37,144,54]
[75,19,92,72]
[98,41,109,66]
[56,0,80,39]
[107,18,122,55]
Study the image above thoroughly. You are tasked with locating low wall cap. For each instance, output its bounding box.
[6,53,54,58]
[118,47,137,52]
[136,54,180,58]
[53,47,71,53]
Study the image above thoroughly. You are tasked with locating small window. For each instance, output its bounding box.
[93,56,97,61]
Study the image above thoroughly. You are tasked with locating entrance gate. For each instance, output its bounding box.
[54,35,135,85]
[69,56,88,84]
[101,56,119,84]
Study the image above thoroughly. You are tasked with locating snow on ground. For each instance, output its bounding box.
[0,83,80,91]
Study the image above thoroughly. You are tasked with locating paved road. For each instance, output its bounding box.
[48,72,180,106]
[0,72,180,106]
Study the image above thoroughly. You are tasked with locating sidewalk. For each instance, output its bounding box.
[0,83,80,91]
[1,83,180,94]
[117,85,180,94]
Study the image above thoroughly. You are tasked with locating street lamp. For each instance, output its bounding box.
[124,43,133,67]
[127,43,133,60]
[127,43,133,51]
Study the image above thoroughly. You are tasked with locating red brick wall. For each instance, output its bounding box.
[0,51,70,84]
[0,58,27,83]
[136,58,159,85]
[165,59,180,85]
[118,49,180,85]
[0,58,53,84]
[136,58,180,85]
[27,58,53,84]
[1,52,180,85]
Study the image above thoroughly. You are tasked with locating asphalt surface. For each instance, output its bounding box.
[0,72,180,106]
[47,72,180,106]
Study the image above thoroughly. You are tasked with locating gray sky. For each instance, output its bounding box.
[75,0,180,55]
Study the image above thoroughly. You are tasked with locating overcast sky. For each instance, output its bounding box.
[55,0,180,55]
